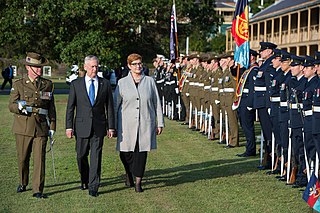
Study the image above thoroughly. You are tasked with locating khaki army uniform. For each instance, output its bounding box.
[220,68,239,146]
[180,65,192,122]
[210,67,223,138]
[8,76,56,194]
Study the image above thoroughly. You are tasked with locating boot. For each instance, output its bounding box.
[135,177,143,193]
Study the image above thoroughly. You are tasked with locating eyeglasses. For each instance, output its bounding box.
[131,62,143,66]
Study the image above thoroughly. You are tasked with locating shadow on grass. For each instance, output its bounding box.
[44,157,259,196]
[142,157,259,191]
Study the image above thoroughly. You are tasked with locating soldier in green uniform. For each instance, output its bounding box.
[219,52,239,148]
[8,52,56,198]
[208,55,223,140]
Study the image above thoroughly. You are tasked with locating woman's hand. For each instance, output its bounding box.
[156,127,163,135]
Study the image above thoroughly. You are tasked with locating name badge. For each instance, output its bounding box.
[40,91,52,100]
[256,71,263,78]
[224,76,230,82]
[218,78,223,84]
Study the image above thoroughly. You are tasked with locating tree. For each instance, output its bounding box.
[0,0,221,67]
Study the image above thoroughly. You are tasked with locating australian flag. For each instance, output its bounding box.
[231,0,250,69]
[170,3,178,61]
[303,172,320,212]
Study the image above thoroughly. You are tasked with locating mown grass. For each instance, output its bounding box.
[0,94,310,213]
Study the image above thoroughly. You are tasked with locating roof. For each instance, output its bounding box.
[214,0,235,9]
[250,0,320,23]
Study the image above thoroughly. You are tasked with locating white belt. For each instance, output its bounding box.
[199,83,204,87]
[254,86,267,91]
[26,107,48,115]
[204,86,211,90]
[304,110,313,116]
[243,88,249,94]
[211,87,218,92]
[185,80,189,82]
[194,82,200,86]
[270,97,280,102]
[156,79,164,83]
[313,106,320,112]
[224,88,235,93]
[280,102,288,107]
[166,80,175,85]
[189,82,195,85]
[219,89,224,93]
[291,103,303,109]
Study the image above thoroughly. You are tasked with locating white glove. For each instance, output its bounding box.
[175,88,179,94]
[215,100,220,105]
[268,108,271,115]
[49,130,55,138]
[186,93,190,97]
[247,107,252,111]
[18,101,24,110]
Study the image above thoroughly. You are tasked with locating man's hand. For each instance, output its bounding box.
[107,129,115,138]
[66,129,73,138]
[156,127,163,135]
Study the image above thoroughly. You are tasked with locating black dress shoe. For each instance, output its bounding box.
[80,183,88,190]
[17,185,26,193]
[217,140,226,145]
[89,190,98,197]
[181,122,189,125]
[33,193,47,198]
[135,185,143,193]
[278,176,287,181]
[266,170,280,175]
[236,153,256,157]
[224,145,235,149]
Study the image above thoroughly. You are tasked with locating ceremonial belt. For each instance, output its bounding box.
[185,80,189,83]
[291,103,303,109]
[156,79,164,83]
[204,86,211,90]
[270,97,280,102]
[243,88,249,94]
[211,87,219,92]
[254,86,267,91]
[313,106,320,112]
[26,107,48,115]
[304,110,313,116]
[224,88,235,93]
[194,82,200,86]
[198,83,204,87]
[219,89,224,93]
[166,80,176,85]
[189,82,195,86]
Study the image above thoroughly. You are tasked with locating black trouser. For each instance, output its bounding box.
[238,106,256,155]
[120,141,147,178]
[76,132,104,192]
[1,78,12,89]
[280,120,289,163]
[291,128,305,172]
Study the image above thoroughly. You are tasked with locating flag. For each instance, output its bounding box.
[170,3,178,61]
[231,0,250,69]
[303,172,320,212]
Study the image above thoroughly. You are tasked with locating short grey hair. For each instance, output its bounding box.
[84,55,99,64]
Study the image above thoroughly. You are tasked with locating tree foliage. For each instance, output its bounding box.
[0,0,221,66]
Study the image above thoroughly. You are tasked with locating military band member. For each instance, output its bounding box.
[236,49,259,157]
[154,54,166,100]
[8,52,56,198]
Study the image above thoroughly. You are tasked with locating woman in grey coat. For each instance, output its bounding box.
[114,53,164,192]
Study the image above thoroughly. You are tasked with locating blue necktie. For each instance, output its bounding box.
[89,79,95,106]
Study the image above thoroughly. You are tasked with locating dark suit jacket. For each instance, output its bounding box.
[66,76,115,138]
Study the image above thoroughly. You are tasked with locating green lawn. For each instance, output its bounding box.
[0,95,310,213]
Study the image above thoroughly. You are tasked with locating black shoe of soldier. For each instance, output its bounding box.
[17,185,26,193]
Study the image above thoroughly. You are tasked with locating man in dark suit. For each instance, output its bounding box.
[65,55,115,197]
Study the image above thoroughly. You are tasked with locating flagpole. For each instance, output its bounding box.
[173,0,181,81]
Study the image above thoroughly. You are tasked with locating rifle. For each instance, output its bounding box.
[46,117,57,184]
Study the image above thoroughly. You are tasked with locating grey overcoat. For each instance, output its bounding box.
[114,72,164,152]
